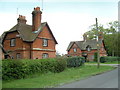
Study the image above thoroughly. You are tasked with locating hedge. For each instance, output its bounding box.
[2,57,85,81]
[2,58,67,80]
[66,56,85,67]
[100,56,120,63]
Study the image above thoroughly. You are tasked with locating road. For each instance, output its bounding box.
[56,67,119,88]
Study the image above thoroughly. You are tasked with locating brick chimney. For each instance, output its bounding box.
[83,33,88,42]
[17,15,27,24]
[98,32,103,40]
[32,7,42,31]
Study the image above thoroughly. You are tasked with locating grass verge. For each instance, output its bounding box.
[2,65,115,88]
[85,61,119,65]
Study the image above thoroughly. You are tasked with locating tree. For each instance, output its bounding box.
[85,21,119,57]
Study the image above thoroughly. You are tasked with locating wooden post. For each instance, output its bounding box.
[96,18,100,68]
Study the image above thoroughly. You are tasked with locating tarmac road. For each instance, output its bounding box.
[56,67,119,88]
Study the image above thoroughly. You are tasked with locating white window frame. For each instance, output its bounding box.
[87,47,91,51]
[10,38,16,47]
[43,39,48,47]
[42,53,49,59]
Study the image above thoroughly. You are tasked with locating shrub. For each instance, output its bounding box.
[66,56,85,67]
[100,56,120,63]
[2,58,67,81]
[2,60,28,80]
[50,57,67,73]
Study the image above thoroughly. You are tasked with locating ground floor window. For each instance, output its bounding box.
[91,55,94,60]
[16,53,21,59]
[42,53,49,59]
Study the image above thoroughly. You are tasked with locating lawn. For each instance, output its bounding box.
[2,65,115,88]
[85,61,119,65]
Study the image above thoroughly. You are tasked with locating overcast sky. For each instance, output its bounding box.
[0,0,118,54]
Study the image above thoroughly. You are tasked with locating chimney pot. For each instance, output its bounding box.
[83,33,87,42]
[17,15,27,24]
[98,32,103,40]
[32,7,42,31]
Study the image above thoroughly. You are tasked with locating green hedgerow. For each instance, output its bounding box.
[66,56,85,67]
[2,58,67,81]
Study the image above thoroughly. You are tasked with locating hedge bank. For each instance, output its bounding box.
[100,56,120,63]
[2,57,85,81]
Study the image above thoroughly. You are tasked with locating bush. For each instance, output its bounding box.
[100,56,120,63]
[2,58,67,81]
[2,60,28,80]
[66,56,85,67]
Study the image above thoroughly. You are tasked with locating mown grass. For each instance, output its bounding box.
[85,61,119,64]
[2,65,115,88]
[103,61,119,64]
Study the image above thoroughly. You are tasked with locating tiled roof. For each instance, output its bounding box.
[67,39,102,51]
[1,22,58,44]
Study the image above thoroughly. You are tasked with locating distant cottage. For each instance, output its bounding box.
[67,33,107,61]
[1,7,58,59]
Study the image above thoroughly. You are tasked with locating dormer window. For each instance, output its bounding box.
[10,38,16,47]
[87,47,91,51]
[43,39,48,47]
[73,48,77,52]
[86,45,91,51]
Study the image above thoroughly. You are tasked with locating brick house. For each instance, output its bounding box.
[0,44,4,60]
[67,33,107,61]
[1,7,58,59]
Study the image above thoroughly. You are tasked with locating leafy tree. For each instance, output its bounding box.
[85,21,119,57]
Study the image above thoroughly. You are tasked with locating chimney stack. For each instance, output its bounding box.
[32,7,42,31]
[83,33,88,42]
[17,15,27,24]
[98,32,103,40]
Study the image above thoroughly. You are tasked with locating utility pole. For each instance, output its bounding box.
[96,18,100,68]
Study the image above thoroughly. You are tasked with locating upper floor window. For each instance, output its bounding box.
[73,48,77,52]
[10,38,16,47]
[42,53,49,59]
[43,39,48,47]
[87,47,91,51]
[86,45,91,51]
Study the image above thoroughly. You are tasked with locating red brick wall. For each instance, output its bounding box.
[4,32,23,51]
[0,49,4,60]
[3,26,57,59]
[32,51,56,59]
[32,25,56,59]
[3,31,31,59]
[99,42,107,56]
[68,43,82,56]
[67,42,107,61]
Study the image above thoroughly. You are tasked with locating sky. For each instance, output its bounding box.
[0,0,118,55]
